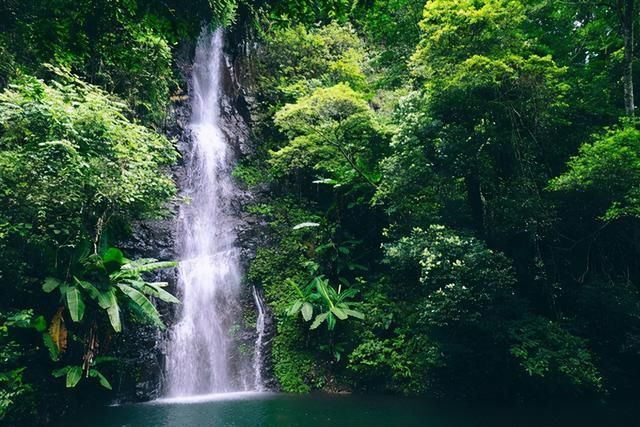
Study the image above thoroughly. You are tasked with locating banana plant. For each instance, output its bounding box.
[42,246,178,389]
[287,275,364,331]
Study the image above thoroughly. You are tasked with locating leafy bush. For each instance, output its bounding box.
[509,316,602,391]
[550,122,640,221]
[0,69,176,284]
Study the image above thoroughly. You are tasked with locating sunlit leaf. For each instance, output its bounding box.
[330,306,348,320]
[293,222,320,230]
[301,302,313,321]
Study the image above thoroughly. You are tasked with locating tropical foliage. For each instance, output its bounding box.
[3,0,640,423]
[242,0,640,402]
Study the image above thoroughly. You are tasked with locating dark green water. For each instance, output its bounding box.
[57,392,635,427]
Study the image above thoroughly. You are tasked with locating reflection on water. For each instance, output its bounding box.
[57,393,636,427]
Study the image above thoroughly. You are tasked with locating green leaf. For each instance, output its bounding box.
[43,277,61,293]
[343,308,365,320]
[66,366,82,388]
[330,306,348,320]
[42,332,60,361]
[310,312,329,330]
[148,281,169,288]
[301,302,313,321]
[121,260,177,273]
[89,368,112,390]
[74,278,100,301]
[338,288,358,299]
[144,283,180,304]
[52,367,69,378]
[59,281,71,296]
[65,288,85,322]
[288,300,303,316]
[117,284,164,328]
[102,247,124,267]
[97,288,116,310]
[286,279,305,298]
[327,312,337,330]
[106,297,121,333]
[32,315,47,332]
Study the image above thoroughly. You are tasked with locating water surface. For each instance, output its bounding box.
[57,393,635,427]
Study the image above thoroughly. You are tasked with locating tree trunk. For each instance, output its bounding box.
[621,0,635,115]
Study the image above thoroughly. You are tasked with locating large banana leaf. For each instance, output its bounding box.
[120,260,177,274]
[75,278,100,301]
[117,284,164,328]
[65,288,85,322]
[144,282,180,304]
[89,368,112,390]
[104,290,121,332]
[97,288,116,310]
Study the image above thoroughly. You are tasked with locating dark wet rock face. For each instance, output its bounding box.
[113,24,276,402]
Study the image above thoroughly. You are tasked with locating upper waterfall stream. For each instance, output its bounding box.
[164,28,263,398]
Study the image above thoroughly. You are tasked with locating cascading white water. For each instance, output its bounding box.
[164,28,263,397]
[251,286,266,391]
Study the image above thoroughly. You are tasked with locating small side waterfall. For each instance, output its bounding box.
[251,286,266,391]
[164,28,263,397]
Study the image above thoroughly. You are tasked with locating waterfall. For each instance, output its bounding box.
[164,28,263,397]
[251,286,266,391]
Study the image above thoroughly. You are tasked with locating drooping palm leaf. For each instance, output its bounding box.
[117,284,164,328]
[143,282,180,304]
[89,368,112,390]
[120,260,177,274]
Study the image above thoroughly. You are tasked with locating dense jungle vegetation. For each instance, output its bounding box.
[2,0,640,424]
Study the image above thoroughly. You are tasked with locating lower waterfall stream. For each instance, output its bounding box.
[163,27,263,398]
